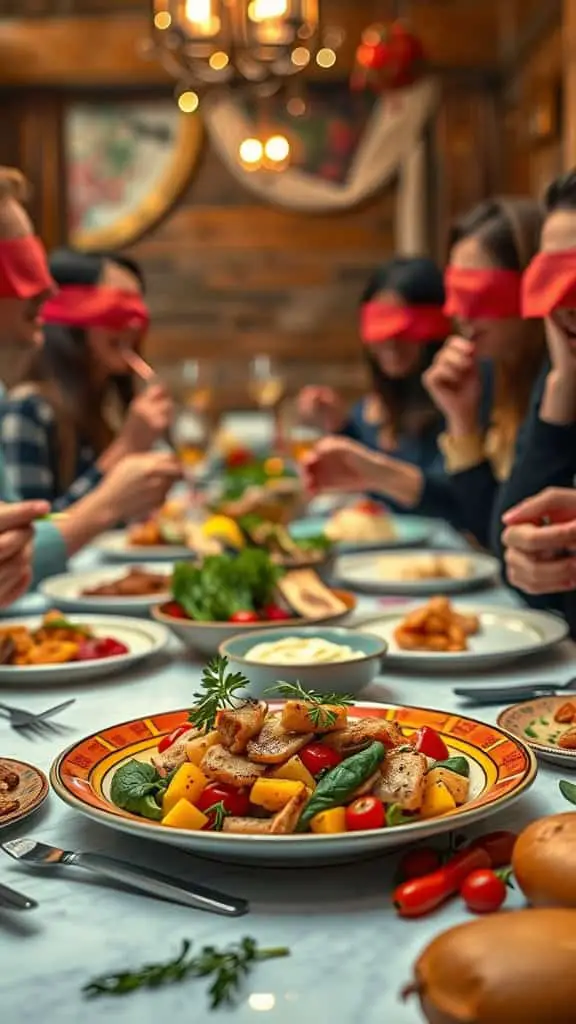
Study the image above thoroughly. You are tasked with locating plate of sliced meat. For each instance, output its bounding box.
[51,680,536,864]
[0,758,49,830]
[40,564,172,615]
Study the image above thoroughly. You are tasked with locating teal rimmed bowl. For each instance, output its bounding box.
[219,626,387,698]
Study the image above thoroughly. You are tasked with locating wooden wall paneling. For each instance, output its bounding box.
[563,0,576,169]
[17,92,66,249]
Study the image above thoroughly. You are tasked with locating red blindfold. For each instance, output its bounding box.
[42,285,150,333]
[522,251,576,317]
[444,267,522,320]
[360,302,450,345]
[0,236,54,300]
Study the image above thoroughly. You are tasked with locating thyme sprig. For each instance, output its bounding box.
[269,680,353,729]
[189,655,250,732]
[83,937,289,1009]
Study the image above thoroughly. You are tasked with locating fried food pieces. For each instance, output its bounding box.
[394,596,480,653]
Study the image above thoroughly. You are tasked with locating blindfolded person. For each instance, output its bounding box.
[298,257,448,482]
[304,199,546,547]
[0,166,181,590]
[0,246,173,509]
[493,169,576,633]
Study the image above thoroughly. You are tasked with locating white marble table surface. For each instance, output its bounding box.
[1,520,575,1024]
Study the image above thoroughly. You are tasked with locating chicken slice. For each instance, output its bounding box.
[216,700,268,755]
[0,764,19,792]
[322,717,404,756]
[201,744,266,788]
[373,749,427,812]
[246,713,313,765]
[222,817,272,835]
[152,727,201,775]
[269,787,308,834]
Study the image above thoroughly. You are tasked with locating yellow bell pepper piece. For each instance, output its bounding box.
[162,798,208,831]
[163,762,207,816]
[250,778,305,813]
[420,779,457,819]
[269,755,316,791]
[426,766,469,806]
[310,807,347,834]
[186,730,221,767]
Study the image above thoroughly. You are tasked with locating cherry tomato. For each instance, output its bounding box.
[467,830,517,868]
[399,847,441,881]
[355,499,383,515]
[226,448,253,468]
[411,726,450,762]
[77,637,129,661]
[162,601,190,620]
[299,743,342,776]
[196,783,250,827]
[393,846,491,918]
[157,724,191,755]
[345,796,385,832]
[229,610,260,624]
[460,868,507,914]
[262,604,292,622]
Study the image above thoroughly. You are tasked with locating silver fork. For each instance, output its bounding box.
[0,699,76,737]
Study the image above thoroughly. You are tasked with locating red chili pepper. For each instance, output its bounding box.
[399,847,442,881]
[411,726,450,762]
[393,846,491,918]
[299,743,342,776]
[162,601,190,620]
[196,783,250,826]
[262,604,292,621]
[467,830,517,868]
[157,724,191,755]
[228,610,260,624]
[345,796,385,832]
[460,868,507,914]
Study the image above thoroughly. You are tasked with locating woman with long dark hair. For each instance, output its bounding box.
[297,256,453,512]
[0,247,172,509]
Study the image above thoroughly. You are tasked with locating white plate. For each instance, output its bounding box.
[335,549,500,596]
[95,531,194,563]
[354,603,569,672]
[290,514,431,553]
[0,615,169,686]
[39,563,172,615]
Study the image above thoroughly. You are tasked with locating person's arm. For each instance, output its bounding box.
[0,395,103,510]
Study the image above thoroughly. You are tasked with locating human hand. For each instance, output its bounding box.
[502,487,576,595]
[93,452,182,525]
[297,386,345,434]
[302,436,387,494]
[423,336,482,434]
[120,383,174,453]
[0,499,50,606]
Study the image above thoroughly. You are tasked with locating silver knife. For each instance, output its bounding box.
[2,838,247,917]
[0,880,37,910]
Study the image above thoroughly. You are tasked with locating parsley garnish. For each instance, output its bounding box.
[269,680,353,729]
[203,800,228,832]
[188,655,250,733]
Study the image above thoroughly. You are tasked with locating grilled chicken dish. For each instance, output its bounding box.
[111,695,471,836]
[82,567,170,598]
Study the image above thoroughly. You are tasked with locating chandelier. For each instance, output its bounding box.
[150,1,337,109]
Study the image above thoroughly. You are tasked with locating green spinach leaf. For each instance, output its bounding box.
[110,760,165,821]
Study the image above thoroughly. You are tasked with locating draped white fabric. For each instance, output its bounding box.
[203,77,439,252]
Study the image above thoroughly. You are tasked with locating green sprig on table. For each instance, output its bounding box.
[83,937,290,1009]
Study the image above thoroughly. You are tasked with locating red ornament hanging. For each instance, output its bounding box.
[351,20,426,94]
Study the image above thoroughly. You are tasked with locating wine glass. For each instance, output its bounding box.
[247,355,285,410]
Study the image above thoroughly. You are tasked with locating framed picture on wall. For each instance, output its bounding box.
[64,97,203,250]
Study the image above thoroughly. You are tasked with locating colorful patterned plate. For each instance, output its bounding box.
[498,696,576,769]
[51,701,537,865]
[0,757,49,831]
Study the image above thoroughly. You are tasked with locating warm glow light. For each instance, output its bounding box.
[209,50,229,70]
[287,96,306,116]
[239,138,264,165]
[362,26,383,46]
[184,0,220,36]
[291,46,310,67]
[248,0,288,22]
[264,134,290,162]
[316,47,336,68]
[178,90,200,112]
[154,11,172,29]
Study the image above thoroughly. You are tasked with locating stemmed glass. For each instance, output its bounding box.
[248,355,286,452]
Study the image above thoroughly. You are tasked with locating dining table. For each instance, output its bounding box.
[1,510,575,1024]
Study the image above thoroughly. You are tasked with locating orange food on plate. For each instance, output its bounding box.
[394,596,480,653]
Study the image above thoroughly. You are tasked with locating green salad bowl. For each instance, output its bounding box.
[219,625,387,698]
